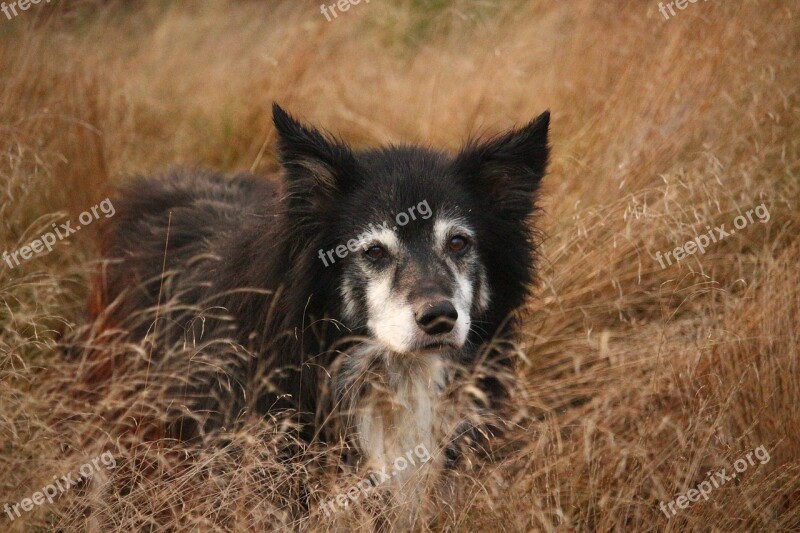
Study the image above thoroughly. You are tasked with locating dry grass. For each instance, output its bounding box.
[1,0,799,531]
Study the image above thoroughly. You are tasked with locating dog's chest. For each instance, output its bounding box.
[354,355,452,483]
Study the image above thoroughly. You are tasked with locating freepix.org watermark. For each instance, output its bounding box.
[4,451,116,522]
[319,443,431,516]
[655,203,770,270]
[320,0,371,22]
[2,198,115,270]
[1,0,52,21]
[317,200,432,267]
[657,0,710,21]
[659,445,770,518]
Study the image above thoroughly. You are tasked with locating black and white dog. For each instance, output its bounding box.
[88,104,550,519]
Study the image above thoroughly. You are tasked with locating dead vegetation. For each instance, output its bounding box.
[0,0,798,531]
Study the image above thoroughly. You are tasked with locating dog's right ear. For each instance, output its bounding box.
[453,111,550,221]
[272,104,358,210]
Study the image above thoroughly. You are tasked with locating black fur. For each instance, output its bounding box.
[90,104,550,447]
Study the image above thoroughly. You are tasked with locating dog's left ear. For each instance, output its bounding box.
[454,111,550,219]
[272,103,358,210]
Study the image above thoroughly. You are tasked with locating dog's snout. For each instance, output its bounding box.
[415,300,458,335]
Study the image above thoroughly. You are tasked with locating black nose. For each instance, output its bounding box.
[415,301,458,335]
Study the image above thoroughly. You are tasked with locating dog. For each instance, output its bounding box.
[87,104,550,523]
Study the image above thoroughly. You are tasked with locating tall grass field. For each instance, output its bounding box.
[0,1,798,531]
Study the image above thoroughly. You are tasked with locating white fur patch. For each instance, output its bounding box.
[355,357,444,470]
[340,348,456,520]
[477,268,491,311]
[434,216,479,344]
[365,274,417,353]
[356,225,399,253]
[339,278,358,322]
[357,225,419,352]
[433,217,471,249]
[450,270,473,345]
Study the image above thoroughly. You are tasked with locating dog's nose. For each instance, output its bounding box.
[415,301,458,335]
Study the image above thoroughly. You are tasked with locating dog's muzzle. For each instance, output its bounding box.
[414,300,458,335]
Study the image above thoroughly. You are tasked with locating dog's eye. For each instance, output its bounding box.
[365,245,387,261]
[447,235,470,254]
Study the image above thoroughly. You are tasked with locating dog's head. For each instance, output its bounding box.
[273,104,549,355]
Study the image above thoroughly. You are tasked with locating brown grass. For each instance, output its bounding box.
[1,0,799,531]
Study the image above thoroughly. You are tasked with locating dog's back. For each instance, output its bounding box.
[87,168,289,438]
[91,168,278,337]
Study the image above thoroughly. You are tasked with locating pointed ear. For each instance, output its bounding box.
[454,111,550,219]
[272,103,358,210]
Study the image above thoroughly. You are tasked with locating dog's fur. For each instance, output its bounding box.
[87,104,550,521]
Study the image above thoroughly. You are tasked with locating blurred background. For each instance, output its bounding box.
[0,1,798,531]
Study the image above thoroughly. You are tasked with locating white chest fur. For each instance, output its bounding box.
[334,348,459,516]
[356,355,443,469]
